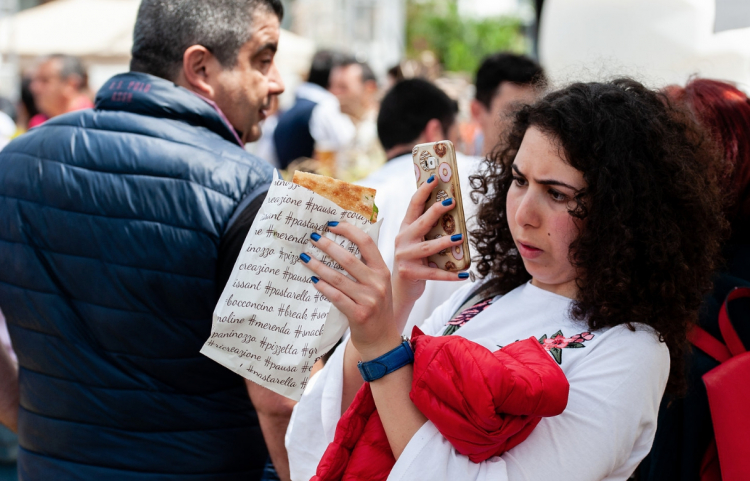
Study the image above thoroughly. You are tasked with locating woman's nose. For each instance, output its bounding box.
[515,191,541,228]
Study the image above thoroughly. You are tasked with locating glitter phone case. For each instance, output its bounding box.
[411,140,471,272]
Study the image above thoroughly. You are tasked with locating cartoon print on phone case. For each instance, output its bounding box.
[442,214,455,234]
[412,140,471,272]
[438,162,452,182]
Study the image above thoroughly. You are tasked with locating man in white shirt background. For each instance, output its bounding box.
[470,53,546,157]
[360,78,481,331]
[328,59,386,181]
[273,50,355,169]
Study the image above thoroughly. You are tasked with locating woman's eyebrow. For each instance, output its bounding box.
[512,164,578,191]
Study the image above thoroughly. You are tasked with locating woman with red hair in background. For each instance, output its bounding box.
[640,79,750,481]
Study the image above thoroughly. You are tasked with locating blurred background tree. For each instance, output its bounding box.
[407,0,526,74]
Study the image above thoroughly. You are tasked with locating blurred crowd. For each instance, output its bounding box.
[0,1,749,481]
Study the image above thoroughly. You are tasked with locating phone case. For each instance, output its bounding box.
[412,140,471,272]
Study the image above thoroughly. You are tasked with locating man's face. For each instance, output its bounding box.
[329,64,366,119]
[210,11,284,143]
[478,82,538,156]
[30,59,70,118]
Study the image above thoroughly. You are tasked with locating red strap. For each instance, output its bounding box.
[689,287,750,363]
[689,325,732,363]
[719,287,750,357]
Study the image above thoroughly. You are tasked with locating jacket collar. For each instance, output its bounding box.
[95,72,243,146]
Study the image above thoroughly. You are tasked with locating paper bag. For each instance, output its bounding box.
[201,172,381,400]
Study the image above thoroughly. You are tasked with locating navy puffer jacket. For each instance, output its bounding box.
[0,72,273,480]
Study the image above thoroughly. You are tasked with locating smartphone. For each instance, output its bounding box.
[412,140,471,272]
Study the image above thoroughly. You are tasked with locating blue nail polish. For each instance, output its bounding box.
[327,221,339,227]
[300,253,311,263]
[451,233,463,242]
[310,232,321,241]
[442,197,453,206]
[311,276,319,284]
[458,272,469,279]
[427,175,435,184]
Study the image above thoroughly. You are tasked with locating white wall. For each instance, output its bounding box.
[539,0,750,92]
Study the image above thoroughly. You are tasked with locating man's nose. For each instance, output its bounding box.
[268,63,284,96]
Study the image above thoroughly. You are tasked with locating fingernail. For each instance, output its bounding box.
[458,272,469,279]
[311,276,319,284]
[327,221,339,227]
[442,198,453,206]
[450,233,463,242]
[310,232,321,242]
[427,175,435,184]
[300,253,311,263]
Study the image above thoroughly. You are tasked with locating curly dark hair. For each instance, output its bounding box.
[470,79,725,393]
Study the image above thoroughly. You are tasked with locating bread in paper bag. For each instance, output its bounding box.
[200,171,381,400]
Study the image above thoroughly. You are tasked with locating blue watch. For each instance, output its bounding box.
[358,339,414,382]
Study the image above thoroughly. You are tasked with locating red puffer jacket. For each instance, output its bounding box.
[312,327,570,480]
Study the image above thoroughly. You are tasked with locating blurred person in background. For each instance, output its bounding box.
[0,99,15,150]
[13,76,40,134]
[329,58,385,180]
[640,78,750,481]
[358,78,481,333]
[28,54,93,127]
[273,49,355,170]
[470,53,546,157]
[329,58,378,121]
[0,0,297,480]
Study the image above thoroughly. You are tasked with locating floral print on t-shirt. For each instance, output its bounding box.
[538,330,595,364]
[442,297,495,336]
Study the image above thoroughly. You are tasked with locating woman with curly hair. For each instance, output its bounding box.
[286,78,725,480]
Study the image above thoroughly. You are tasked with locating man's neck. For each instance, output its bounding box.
[385,143,417,161]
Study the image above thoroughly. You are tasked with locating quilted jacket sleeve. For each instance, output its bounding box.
[409,331,569,463]
[387,325,669,481]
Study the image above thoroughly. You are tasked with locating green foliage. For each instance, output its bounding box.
[407,0,526,74]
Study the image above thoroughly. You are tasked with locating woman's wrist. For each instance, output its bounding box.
[355,330,404,362]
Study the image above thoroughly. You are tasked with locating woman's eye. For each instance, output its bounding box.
[512,176,527,187]
[549,189,567,202]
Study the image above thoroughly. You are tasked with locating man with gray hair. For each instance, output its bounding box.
[28,54,93,126]
[0,1,295,479]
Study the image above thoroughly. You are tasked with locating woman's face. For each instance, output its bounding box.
[506,126,586,299]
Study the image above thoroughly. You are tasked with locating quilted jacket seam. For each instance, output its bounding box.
[23,121,269,192]
[0,281,208,320]
[0,193,222,239]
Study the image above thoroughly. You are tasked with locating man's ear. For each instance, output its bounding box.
[470,99,487,124]
[179,45,220,98]
[423,118,446,143]
[62,75,83,99]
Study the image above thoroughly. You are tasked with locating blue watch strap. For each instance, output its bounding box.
[358,340,414,382]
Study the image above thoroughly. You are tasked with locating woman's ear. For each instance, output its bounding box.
[179,45,218,98]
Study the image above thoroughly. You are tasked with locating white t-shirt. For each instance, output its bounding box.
[285,281,669,481]
[359,153,484,333]
[295,82,356,151]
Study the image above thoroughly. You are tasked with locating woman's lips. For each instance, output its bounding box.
[517,241,543,259]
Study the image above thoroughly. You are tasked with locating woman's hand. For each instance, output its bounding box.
[392,175,469,316]
[300,222,401,361]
